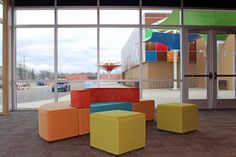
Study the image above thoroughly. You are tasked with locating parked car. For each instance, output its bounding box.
[52,82,70,92]
[37,81,47,86]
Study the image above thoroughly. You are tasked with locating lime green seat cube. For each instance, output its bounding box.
[157,103,198,133]
[90,110,145,155]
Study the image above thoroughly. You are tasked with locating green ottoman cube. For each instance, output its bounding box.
[90,110,145,155]
[157,103,198,133]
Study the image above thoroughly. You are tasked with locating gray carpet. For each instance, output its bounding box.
[1,110,236,157]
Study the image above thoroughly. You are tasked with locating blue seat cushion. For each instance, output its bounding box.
[90,102,132,113]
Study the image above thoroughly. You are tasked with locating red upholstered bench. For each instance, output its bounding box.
[71,90,90,108]
[71,88,140,108]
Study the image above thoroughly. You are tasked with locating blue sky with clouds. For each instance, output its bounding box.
[15,10,138,74]
[6,9,173,74]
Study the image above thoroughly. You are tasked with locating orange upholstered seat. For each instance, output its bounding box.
[132,100,155,121]
[78,107,90,135]
[38,101,79,142]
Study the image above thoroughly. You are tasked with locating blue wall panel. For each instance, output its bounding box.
[146,50,157,62]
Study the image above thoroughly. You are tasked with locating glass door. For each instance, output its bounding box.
[183,29,236,109]
[214,31,236,108]
[183,30,213,109]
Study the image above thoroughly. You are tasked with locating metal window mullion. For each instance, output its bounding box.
[57,25,98,28]
[15,25,54,28]
[180,0,187,103]
[57,6,98,10]
[212,30,217,107]
[97,0,100,86]
[139,0,143,99]
[207,30,215,109]
[141,25,181,29]
[99,24,139,28]
[12,1,17,111]
[235,34,236,98]
[54,0,58,102]
[14,6,55,10]
[99,6,139,10]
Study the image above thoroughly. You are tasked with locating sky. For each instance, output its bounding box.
[15,9,141,74]
[14,9,173,74]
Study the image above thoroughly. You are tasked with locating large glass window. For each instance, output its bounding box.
[58,28,97,74]
[141,27,181,105]
[100,28,140,80]
[217,34,236,99]
[184,10,236,26]
[58,28,97,102]
[188,33,208,100]
[58,10,97,24]
[16,10,54,25]
[100,10,139,24]
[16,28,54,108]
[13,6,184,110]
[142,10,180,25]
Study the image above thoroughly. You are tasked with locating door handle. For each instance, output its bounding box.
[184,72,213,79]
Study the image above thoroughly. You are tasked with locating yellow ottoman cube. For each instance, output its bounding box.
[90,110,145,155]
[38,101,79,142]
[157,103,198,133]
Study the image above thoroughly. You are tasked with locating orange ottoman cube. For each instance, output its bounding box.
[38,101,79,142]
[132,100,155,121]
[78,108,90,135]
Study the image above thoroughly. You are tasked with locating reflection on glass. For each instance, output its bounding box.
[142,10,180,25]
[184,10,236,26]
[16,28,54,80]
[188,34,207,99]
[142,28,181,90]
[100,10,139,24]
[100,28,139,80]
[16,10,54,25]
[58,28,97,76]
[217,34,236,99]
[58,10,97,24]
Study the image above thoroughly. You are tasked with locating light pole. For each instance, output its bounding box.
[23,55,27,80]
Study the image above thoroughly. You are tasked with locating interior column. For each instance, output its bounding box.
[2,0,9,115]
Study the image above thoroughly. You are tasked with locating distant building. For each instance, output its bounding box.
[64,74,122,80]
[121,12,234,90]
[121,12,197,88]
